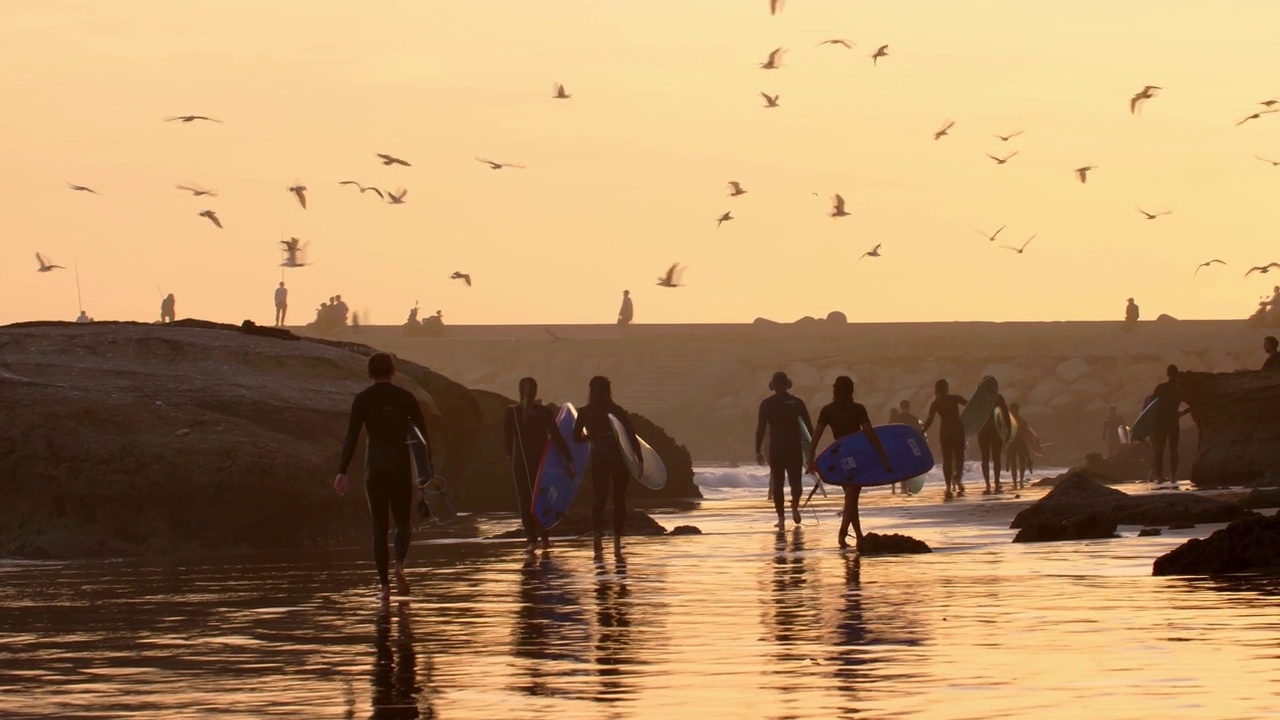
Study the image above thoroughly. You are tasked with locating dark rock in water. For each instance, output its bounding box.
[490,509,668,539]
[1168,521,1196,530]
[1179,370,1280,488]
[825,311,848,324]
[1137,527,1163,537]
[1013,513,1118,543]
[1153,513,1280,576]
[1232,487,1280,511]
[858,532,931,555]
[1016,471,1128,521]
[1034,449,1152,487]
[1012,472,1250,531]
[669,525,703,536]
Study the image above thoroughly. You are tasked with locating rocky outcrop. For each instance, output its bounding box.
[1180,370,1280,488]
[1153,512,1280,576]
[1011,473,1250,531]
[858,532,931,555]
[1013,513,1118,543]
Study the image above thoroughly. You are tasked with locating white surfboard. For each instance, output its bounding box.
[607,413,667,490]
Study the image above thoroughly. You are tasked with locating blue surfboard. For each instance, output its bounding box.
[814,424,935,488]
[532,403,590,530]
[1130,395,1161,443]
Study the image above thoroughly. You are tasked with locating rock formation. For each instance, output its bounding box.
[1010,472,1250,533]
[1013,513,1118,543]
[1179,370,1280,488]
[1153,512,1280,576]
[858,532,931,555]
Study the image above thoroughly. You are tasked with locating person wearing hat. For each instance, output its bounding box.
[810,376,891,548]
[1124,298,1139,333]
[754,371,814,528]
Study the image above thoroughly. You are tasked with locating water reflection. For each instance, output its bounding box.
[592,554,635,705]
[511,552,590,699]
[370,602,430,719]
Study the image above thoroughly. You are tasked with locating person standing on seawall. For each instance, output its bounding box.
[920,379,968,499]
[572,376,642,556]
[160,293,176,324]
[809,376,891,549]
[617,290,633,327]
[505,377,575,555]
[1149,364,1190,485]
[274,282,288,327]
[755,371,814,528]
[1124,297,1139,333]
[334,352,430,604]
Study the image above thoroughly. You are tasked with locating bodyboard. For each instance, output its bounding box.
[814,424,935,488]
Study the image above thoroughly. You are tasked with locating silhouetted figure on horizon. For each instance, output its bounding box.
[617,290,633,327]
[1264,336,1279,371]
[75,310,92,324]
[1103,405,1127,458]
[1124,298,1139,333]
[160,293,176,324]
[406,302,420,326]
[274,282,288,326]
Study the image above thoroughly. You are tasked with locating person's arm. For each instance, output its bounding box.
[334,395,364,495]
[956,394,968,406]
[862,421,892,472]
[503,406,515,459]
[616,409,644,475]
[572,408,588,443]
[920,401,938,434]
[547,407,574,468]
[754,400,768,464]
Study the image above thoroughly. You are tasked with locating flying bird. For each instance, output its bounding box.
[769,0,782,14]
[1001,234,1035,254]
[35,253,64,272]
[1245,263,1280,277]
[476,158,525,170]
[450,271,472,287]
[338,181,384,199]
[165,115,221,124]
[66,183,98,194]
[1261,99,1279,107]
[816,39,854,49]
[377,153,411,166]
[933,120,955,141]
[387,188,408,205]
[717,211,733,228]
[859,244,882,260]
[657,263,684,288]
[175,184,216,197]
[1136,207,1171,220]
[1074,166,1096,183]
[727,181,747,197]
[830,194,850,218]
[995,131,1023,142]
[553,83,571,100]
[977,225,1006,242]
[198,210,222,229]
[1255,155,1280,167]
[761,92,780,108]
[871,45,889,65]
[760,48,785,70]
[280,238,308,267]
[987,151,1018,165]
[544,328,564,343]
[1237,110,1278,126]
[1130,85,1161,114]
[288,184,307,210]
[1194,259,1226,276]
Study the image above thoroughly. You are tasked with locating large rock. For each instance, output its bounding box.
[1011,472,1250,530]
[1179,370,1280,488]
[1013,513,1118,543]
[858,532,931,555]
[1152,512,1280,576]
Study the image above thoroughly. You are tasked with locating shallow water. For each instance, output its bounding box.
[2,475,1278,719]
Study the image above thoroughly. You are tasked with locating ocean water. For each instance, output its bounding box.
[1,468,1277,719]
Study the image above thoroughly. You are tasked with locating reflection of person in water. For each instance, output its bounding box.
[765,528,821,669]
[592,555,635,704]
[512,553,588,699]
[370,603,429,719]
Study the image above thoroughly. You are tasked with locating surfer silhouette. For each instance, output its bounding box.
[976,393,1010,494]
[505,378,575,554]
[1149,364,1189,484]
[920,379,968,499]
[617,290,633,327]
[755,371,815,528]
[75,310,91,323]
[334,352,430,603]
[809,376,891,548]
[1263,336,1279,370]
[572,376,642,556]
[1006,402,1033,490]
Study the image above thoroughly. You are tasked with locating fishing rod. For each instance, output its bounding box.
[73,247,83,314]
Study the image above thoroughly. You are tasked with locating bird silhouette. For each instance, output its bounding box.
[198,210,222,229]
[934,120,955,140]
[871,45,889,65]
[387,188,408,205]
[476,158,525,170]
[1194,259,1226,276]
[1245,263,1280,277]
[1001,234,1035,254]
[1237,110,1278,126]
[1130,85,1161,114]
[995,131,1024,142]
[977,225,1006,242]
[769,0,782,14]
[553,83,571,99]
[760,48,785,69]
[66,183,98,194]
[987,151,1018,164]
[727,181,747,197]
[165,115,221,124]
[761,92,780,108]
[288,185,307,210]
[338,181,384,199]
[280,238,308,267]
[1074,166,1096,183]
[1262,99,1280,107]
[717,211,733,228]
[1136,207,1171,220]
[377,153,411,166]
[544,328,565,343]
[35,252,64,272]
[450,271,472,287]
[657,263,684,287]
[175,184,216,197]
[830,194,850,218]
[816,39,854,49]
[860,244,882,260]
[1255,156,1280,167]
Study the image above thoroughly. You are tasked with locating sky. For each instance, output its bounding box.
[3,0,1280,326]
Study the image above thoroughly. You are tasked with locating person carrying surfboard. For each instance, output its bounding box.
[976,393,1011,494]
[572,376,643,556]
[334,352,430,604]
[1006,402,1033,490]
[809,376,891,548]
[504,377,575,555]
[755,371,815,528]
[1148,364,1190,485]
[920,379,968,499]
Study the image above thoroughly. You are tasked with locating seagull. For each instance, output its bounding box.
[1001,234,1035,254]
[977,225,1006,242]
[1255,156,1280,167]
[1237,110,1278,126]
[1074,166,1096,184]
[387,188,408,205]
[769,0,782,14]
[987,151,1018,164]
[995,131,1024,142]
[717,211,733,228]
[476,158,525,170]
[934,120,955,141]
[760,48,785,70]
[816,39,854,49]
[553,83,571,99]
[761,92,780,108]
[544,328,564,343]
[1136,207,1171,220]
[288,184,307,210]
[66,183,98,194]
[338,181,384,199]
[728,181,747,197]
[859,243,881,260]
[198,210,222,229]
[35,252,64,272]
[280,238,308,267]
[1130,85,1161,115]
[377,153,411,166]
[657,263,684,288]
[450,271,472,287]
[1245,262,1280,277]
[175,184,216,197]
[871,45,889,66]
[1194,259,1226,276]
[830,194,850,218]
[1261,99,1279,107]
[165,115,221,124]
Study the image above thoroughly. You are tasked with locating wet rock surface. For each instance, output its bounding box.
[858,532,931,555]
[1012,473,1250,532]
[1153,512,1280,576]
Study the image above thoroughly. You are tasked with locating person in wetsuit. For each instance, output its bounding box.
[1263,336,1279,370]
[1006,402,1032,490]
[334,352,429,603]
[810,376,891,548]
[572,376,642,555]
[976,392,1011,494]
[504,377,575,554]
[892,400,922,494]
[920,379,968,499]
[755,371,815,528]
[1149,364,1188,485]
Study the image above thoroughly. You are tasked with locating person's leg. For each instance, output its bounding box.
[1151,431,1168,482]
[1169,424,1181,481]
[838,487,855,547]
[941,440,955,498]
[978,433,993,491]
[365,472,392,599]
[281,304,288,325]
[612,465,629,553]
[787,459,803,524]
[952,440,968,494]
[993,442,1004,492]
[591,464,608,550]
[769,461,786,525]
[513,461,538,548]
[388,473,413,594]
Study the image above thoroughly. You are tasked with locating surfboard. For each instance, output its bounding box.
[799,416,813,470]
[607,412,665,489]
[608,413,641,479]
[1118,425,1132,445]
[906,474,926,494]
[960,376,1000,437]
[532,403,591,530]
[408,426,456,524]
[993,406,1014,442]
[1023,425,1044,455]
[1130,396,1161,443]
[814,424,935,488]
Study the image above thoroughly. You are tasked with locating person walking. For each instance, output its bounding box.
[809,376,891,548]
[572,376,642,556]
[754,371,814,528]
[504,377,575,555]
[920,379,968,499]
[274,282,288,326]
[1148,364,1188,484]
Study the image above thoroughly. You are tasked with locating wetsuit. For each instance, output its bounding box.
[1006,415,1031,487]
[338,382,428,587]
[755,393,814,518]
[926,394,967,490]
[818,400,871,541]
[1149,379,1181,480]
[504,403,573,543]
[976,395,1008,491]
[572,402,641,539]
[1264,353,1280,371]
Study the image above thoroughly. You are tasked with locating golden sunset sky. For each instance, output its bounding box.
[3,1,1279,326]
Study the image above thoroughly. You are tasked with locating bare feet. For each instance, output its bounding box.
[838,532,849,549]
[775,517,786,529]
[792,504,801,524]
[378,584,391,604]
[394,565,410,596]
